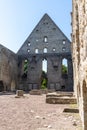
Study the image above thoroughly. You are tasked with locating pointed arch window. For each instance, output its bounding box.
[35,48,39,54]
[28,41,31,46]
[52,48,56,52]
[42,59,47,73]
[44,36,48,43]
[63,40,66,44]
[62,58,68,78]
[43,48,47,53]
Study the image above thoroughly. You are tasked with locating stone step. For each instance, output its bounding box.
[46,92,74,98]
[46,97,77,104]
[46,92,77,104]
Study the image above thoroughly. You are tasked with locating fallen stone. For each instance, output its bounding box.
[63,108,79,113]
[16,90,24,97]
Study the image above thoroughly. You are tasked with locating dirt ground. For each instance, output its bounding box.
[0,93,82,130]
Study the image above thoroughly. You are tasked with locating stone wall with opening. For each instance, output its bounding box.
[17,14,73,92]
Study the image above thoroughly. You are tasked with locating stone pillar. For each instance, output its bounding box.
[47,56,62,90]
[27,56,42,89]
[67,57,73,91]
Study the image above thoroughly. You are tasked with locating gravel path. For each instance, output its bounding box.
[0,93,82,130]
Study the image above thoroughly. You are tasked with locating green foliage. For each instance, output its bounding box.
[62,65,68,74]
[24,60,28,74]
[41,78,47,89]
[41,71,48,89]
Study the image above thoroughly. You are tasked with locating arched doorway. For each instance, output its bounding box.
[41,59,48,89]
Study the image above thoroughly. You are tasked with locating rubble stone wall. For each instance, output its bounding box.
[72,0,87,129]
[0,45,18,91]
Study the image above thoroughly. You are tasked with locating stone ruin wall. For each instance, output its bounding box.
[0,46,18,91]
[72,0,87,129]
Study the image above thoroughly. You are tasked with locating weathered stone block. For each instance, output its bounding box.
[63,108,79,113]
[46,92,74,98]
[29,89,42,95]
[41,89,55,94]
[16,90,24,97]
[46,97,77,104]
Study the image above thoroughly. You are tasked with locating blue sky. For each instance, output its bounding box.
[0,0,72,53]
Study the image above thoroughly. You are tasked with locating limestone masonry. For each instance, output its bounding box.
[72,0,87,129]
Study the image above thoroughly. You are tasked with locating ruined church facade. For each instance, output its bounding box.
[0,14,73,92]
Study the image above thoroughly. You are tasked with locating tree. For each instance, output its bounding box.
[62,65,68,74]
[41,71,48,89]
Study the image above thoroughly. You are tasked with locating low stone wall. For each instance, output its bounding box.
[29,89,55,95]
[46,92,74,98]
[46,92,77,104]
[41,89,55,94]
[29,89,42,95]
[46,97,77,104]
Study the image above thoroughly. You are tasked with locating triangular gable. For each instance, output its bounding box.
[17,13,71,55]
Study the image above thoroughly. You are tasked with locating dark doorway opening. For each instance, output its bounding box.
[0,81,4,92]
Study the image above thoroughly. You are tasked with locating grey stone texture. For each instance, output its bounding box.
[0,44,18,91]
[17,14,73,91]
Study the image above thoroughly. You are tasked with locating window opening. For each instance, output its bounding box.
[43,48,47,53]
[53,28,56,30]
[42,59,47,73]
[36,29,39,32]
[35,48,39,54]
[53,48,56,52]
[41,59,48,89]
[28,42,31,46]
[22,59,28,79]
[62,47,66,51]
[62,58,68,78]
[63,40,66,44]
[44,36,48,43]
[27,49,30,53]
